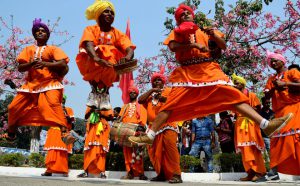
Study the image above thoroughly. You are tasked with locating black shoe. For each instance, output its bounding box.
[267,172,280,181]
[77,172,88,178]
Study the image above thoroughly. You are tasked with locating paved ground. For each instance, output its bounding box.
[0,176,299,186]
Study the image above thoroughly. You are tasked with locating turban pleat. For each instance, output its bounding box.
[85,0,115,20]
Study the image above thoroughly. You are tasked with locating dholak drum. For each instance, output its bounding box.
[114,59,138,74]
[110,121,138,147]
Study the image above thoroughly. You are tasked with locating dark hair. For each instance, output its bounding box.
[219,111,229,118]
[114,107,121,113]
[288,64,300,71]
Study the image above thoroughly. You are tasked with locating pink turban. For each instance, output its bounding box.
[266,50,287,67]
[175,4,195,24]
[151,65,167,85]
[128,80,139,95]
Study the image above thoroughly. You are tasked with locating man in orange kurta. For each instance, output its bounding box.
[264,51,300,177]
[7,18,69,139]
[129,4,293,148]
[138,67,181,183]
[42,95,75,177]
[76,0,136,110]
[78,107,112,178]
[233,74,266,182]
[119,83,148,180]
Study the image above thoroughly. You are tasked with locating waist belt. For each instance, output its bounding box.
[181,57,214,66]
[196,136,211,140]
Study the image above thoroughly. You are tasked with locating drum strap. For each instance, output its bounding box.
[118,104,129,122]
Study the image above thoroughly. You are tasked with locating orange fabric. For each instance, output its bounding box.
[160,85,249,123]
[65,107,75,130]
[120,101,147,175]
[235,92,266,174]
[16,45,69,93]
[123,146,145,176]
[148,130,181,180]
[8,89,67,130]
[163,29,224,62]
[44,128,68,174]
[119,102,147,126]
[265,69,300,175]
[84,113,110,174]
[76,25,136,87]
[239,146,266,174]
[143,88,180,178]
[160,29,248,122]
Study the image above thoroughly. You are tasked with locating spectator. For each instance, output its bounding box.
[215,111,235,153]
[259,97,274,153]
[189,116,215,173]
[180,120,192,155]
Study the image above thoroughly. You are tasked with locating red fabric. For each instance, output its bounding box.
[175,4,195,24]
[174,21,198,35]
[151,65,167,85]
[119,19,134,104]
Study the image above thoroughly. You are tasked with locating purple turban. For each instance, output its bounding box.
[32,18,50,37]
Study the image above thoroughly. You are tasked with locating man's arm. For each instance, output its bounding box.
[138,88,161,104]
[84,41,113,67]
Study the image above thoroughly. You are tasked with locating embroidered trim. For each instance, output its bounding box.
[83,140,109,152]
[34,46,46,61]
[272,128,300,138]
[167,80,234,87]
[44,146,68,152]
[17,83,64,93]
[156,126,179,135]
[236,141,264,152]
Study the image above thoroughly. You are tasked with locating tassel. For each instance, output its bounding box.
[132,152,136,158]
[96,121,103,135]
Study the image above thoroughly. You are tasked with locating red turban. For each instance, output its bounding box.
[151,65,167,85]
[175,4,195,24]
[128,80,139,95]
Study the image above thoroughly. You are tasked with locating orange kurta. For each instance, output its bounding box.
[44,127,69,174]
[83,108,112,175]
[265,69,300,175]
[76,25,136,87]
[235,92,266,174]
[144,88,181,180]
[8,45,69,130]
[160,29,249,123]
[120,102,147,176]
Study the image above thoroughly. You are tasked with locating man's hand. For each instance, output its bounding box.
[119,56,131,64]
[33,61,48,69]
[93,56,113,68]
[194,43,209,52]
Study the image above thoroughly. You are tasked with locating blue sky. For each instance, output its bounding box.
[0,0,289,118]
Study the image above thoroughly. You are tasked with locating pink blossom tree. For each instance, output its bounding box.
[0,16,74,94]
[0,16,74,138]
[136,0,300,92]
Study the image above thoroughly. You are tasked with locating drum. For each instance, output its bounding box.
[114,59,138,74]
[110,121,138,147]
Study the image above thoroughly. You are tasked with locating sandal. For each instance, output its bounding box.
[99,173,107,179]
[150,174,166,182]
[169,174,183,184]
[41,172,52,176]
[139,174,148,180]
[120,173,134,180]
[77,172,88,178]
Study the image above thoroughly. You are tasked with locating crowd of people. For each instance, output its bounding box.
[4,0,299,184]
